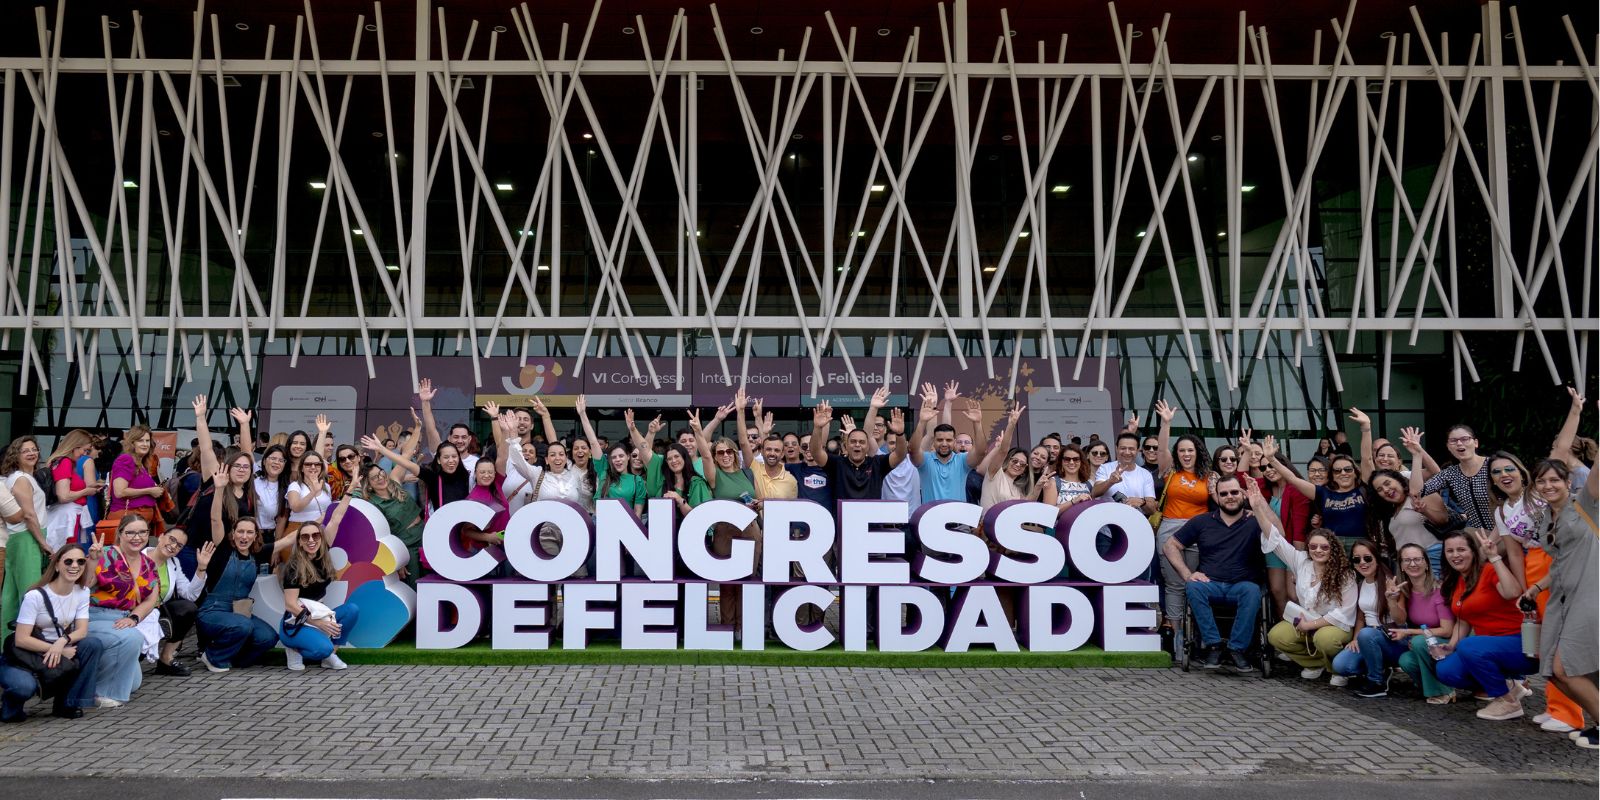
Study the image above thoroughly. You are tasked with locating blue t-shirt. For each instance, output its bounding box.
[918,451,972,503]
[1316,485,1368,540]
[786,463,833,507]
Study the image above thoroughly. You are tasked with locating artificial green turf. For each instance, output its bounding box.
[337,640,1169,668]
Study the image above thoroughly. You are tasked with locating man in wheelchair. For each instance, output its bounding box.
[1162,474,1271,673]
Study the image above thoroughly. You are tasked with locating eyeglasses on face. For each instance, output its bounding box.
[1352,554,1376,564]
[1446,436,1475,445]
[714,449,735,456]
[1400,557,1426,565]
[1307,543,1332,552]
[1331,466,1355,474]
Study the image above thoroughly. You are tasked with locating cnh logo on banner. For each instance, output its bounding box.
[416,498,1160,653]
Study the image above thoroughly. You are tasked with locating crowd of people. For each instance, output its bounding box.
[0,377,1593,750]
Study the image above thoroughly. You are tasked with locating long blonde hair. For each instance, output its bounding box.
[278,522,335,589]
[47,429,93,466]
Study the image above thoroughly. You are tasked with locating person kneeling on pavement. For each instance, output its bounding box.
[195,472,279,673]
[0,544,102,721]
[1264,527,1358,684]
[276,478,360,671]
[1162,474,1269,673]
[1331,539,1408,697]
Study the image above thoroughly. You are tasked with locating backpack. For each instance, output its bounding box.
[34,460,61,506]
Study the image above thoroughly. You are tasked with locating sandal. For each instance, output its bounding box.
[1427,694,1458,705]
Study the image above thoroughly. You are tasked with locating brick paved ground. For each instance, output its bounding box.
[0,663,1592,782]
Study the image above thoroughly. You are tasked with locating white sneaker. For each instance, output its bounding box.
[1541,718,1578,733]
[1329,675,1350,688]
[94,697,123,708]
[1532,713,1553,724]
[1300,667,1325,680]
[320,652,348,670]
[1275,651,1293,663]
[285,649,305,671]
[198,653,229,673]
[1509,680,1532,699]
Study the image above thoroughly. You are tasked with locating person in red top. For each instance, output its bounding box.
[1433,528,1531,721]
[1262,458,1311,616]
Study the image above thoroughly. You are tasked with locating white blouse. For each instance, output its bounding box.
[253,475,283,531]
[1262,526,1359,631]
[286,481,331,524]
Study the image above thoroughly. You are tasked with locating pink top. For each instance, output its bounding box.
[108,453,157,511]
[53,457,86,507]
[463,476,509,553]
[91,548,159,611]
[1405,586,1454,629]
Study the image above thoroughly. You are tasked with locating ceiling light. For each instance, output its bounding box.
[877,28,891,36]
[750,26,764,35]
[854,230,866,237]
[622,26,636,35]
[581,132,593,139]
[983,265,997,273]
[158,129,171,137]
[1051,184,1069,193]
[365,24,377,32]
[1241,184,1256,192]
[493,25,507,33]
[537,264,550,271]
[870,184,886,192]
[234,22,249,31]
[495,182,514,192]
[391,152,400,159]
[371,131,384,138]
[1217,231,1227,238]
[385,264,399,271]
[1001,134,1013,141]
[309,181,327,190]
[1136,230,1147,238]
[1018,231,1030,238]
[352,229,364,236]
[792,133,803,140]
[1187,155,1198,162]
[122,180,138,188]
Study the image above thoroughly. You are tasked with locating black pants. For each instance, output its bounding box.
[161,598,199,643]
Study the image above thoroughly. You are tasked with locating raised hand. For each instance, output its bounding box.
[1400,427,1424,453]
[687,408,704,433]
[229,407,252,426]
[812,401,832,430]
[196,540,217,572]
[758,411,775,438]
[645,414,664,437]
[359,434,384,453]
[869,385,890,409]
[315,414,331,434]
[191,394,208,418]
[1474,527,1501,558]
[213,469,230,489]
[1126,412,1140,431]
[1155,399,1175,423]
[623,408,637,430]
[1347,407,1370,430]
[1260,435,1279,463]
[416,378,436,403]
[888,407,907,435]
[574,394,588,415]
[1008,403,1027,423]
[840,414,857,434]
[943,381,960,402]
[960,400,983,424]
[753,398,765,422]
[482,400,501,418]
[529,397,549,417]
[919,398,940,423]
[1239,427,1254,447]
[1386,575,1405,596]
[732,384,748,410]
[920,383,938,404]
[498,411,519,436]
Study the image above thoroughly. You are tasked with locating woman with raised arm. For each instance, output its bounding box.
[1548,387,1593,498]
[504,423,589,576]
[1261,458,1310,616]
[252,444,292,562]
[146,527,212,676]
[694,393,764,633]
[277,478,360,671]
[354,448,423,587]
[1263,435,1367,551]
[1152,400,1214,648]
[195,471,278,673]
[43,430,100,552]
[187,396,258,575]
[978,404,1030,504]
[1433,527,1533,721]
[1263,525,1359,684]
[1412,422,1494,531]
[455,414,516,574]
[284,429,332,543]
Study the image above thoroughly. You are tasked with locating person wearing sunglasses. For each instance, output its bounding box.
[1162,475,1270,673]
[1263,525,1358,684]
[284,448,333,546]
[1262,436,1367,551]
[694,386,770,634]
[0,544,102,721]
[1330,540,1406,697]
[276,478,359,671]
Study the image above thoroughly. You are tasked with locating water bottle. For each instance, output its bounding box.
[1422,624,1444,661]
[1519,597,1541,658]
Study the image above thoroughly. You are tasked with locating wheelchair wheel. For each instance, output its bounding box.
[1177,611,1194,671]
[1257,596,1275,679]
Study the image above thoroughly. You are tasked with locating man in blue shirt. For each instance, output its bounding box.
[1162,474,1271,673]
[908,382,988,502]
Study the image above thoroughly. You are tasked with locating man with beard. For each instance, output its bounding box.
[1162,474,1271,674]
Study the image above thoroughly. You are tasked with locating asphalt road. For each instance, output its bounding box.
[7,777,1595,800]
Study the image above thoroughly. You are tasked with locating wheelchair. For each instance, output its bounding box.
[1177,586,1276,678]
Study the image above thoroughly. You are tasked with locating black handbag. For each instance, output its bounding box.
[1,587,81,693]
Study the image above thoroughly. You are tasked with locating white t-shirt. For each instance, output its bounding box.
[286,481,332,523]
[1495,495,1544,550]
[1094,461,1157,500]
[881,457,921,507]
[14,584,90,642]
[1356,579,1386,627]
[4,472,45,535]
[253,475,283,531]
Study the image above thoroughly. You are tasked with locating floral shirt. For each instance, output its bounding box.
[91,547,159,611]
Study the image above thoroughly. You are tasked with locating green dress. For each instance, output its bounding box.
[359,489,423,587]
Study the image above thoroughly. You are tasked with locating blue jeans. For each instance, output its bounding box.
[1331,627,1410,683]
[1425,543,1443,580]
[195,610,279,669]
[85,606,145,703]
[1436,634,1536,697]
[0,637,104,720]
[279,603,360,662]
[1185,580,1262,653]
